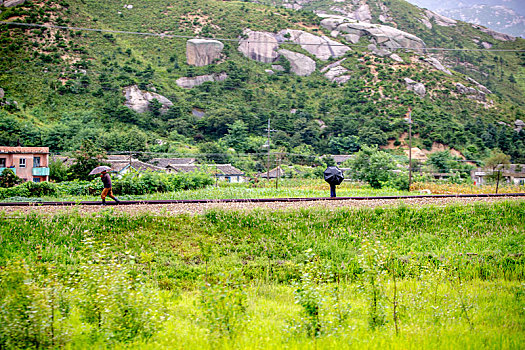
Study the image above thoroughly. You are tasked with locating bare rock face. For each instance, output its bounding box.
[341,33,361,44]
[324,66,349,82]
[123,85,173,113]
[186,39,224,67]
[390,53,403,63]
[279,29,350,61]
[333,75,352,84]
[238,30,279,63]
[471,24,515,41]
[404,78,426,97]
[466,77,492,94]
[320,58,347,73]
[515,120,525,132]
[278,49,316,76]
[176,72,227,89]
[321,16,426,53]
[456,83,486,102]
[4,0,26,7]
[423,10,457,28]
[423,56,452,75]
[320,16,347,31]
[351,4,372,22]
[368,43,391,57]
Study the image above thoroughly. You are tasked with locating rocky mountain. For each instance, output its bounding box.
[405,0,525,16]
[0,0,524,165]
[438,5,525,38]
[406,0,525,38]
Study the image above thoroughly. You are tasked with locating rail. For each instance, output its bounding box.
[1,193,524,206]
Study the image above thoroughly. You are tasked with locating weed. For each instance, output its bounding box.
[358,239,388,329]
[287,249,349,338]
[197,271,248,339]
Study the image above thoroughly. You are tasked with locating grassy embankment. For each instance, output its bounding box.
[1,200,524,348]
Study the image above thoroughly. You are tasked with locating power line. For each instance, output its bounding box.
[2,21,525,53]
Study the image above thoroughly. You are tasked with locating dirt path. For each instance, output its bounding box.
[1,196,523,217]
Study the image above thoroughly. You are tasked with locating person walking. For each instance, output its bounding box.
[100,170,120,205]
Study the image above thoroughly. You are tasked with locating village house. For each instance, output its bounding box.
[148,157,196,167]
[166,163,246,183]
[331,155,353,165]
[52,154,166,177]
[472,164,525,186]
[0,146,50,182]
[103,155,166,177]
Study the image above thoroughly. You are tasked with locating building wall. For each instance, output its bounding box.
[0,152,49,182]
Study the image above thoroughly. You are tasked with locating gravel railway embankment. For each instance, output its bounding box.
[1,195,524,216]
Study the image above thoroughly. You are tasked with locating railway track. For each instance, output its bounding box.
[1,192,524,206]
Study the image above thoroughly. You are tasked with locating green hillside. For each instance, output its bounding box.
[0,0,524,164]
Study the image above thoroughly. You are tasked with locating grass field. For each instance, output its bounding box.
[1,200,524,348]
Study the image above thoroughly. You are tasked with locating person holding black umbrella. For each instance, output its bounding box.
[324,166,344,197]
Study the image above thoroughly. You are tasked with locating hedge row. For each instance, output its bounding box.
[0,171,214,199]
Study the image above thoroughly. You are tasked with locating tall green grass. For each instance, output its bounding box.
[1,201,524,348]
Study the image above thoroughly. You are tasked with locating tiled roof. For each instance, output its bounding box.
[110,160,166,173]
[166,163,245,176]
[149,158,196,168]
[166,164,201,173]
[0,146,49,154]
[258,166,286,179]
[106,154,133,161]
[331,155,353,164]
[131,160,166,172]
[51,155,76,167]
[214,164,244,176]
[108,161,130,172]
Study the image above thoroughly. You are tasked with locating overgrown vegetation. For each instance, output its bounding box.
[0,170,213,199]
[0,201,524,348]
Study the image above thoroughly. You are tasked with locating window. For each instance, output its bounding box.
[34,156,41,167]
[19,158,26,168]
[0,158,5,168]
[33,177,41,183]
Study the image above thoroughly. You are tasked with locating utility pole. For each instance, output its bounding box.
[267,118,270,182]
[407,108,413,191]
[275,153,281,190]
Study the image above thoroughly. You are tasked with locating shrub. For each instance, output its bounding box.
[0,181,58,199]
[112,171,213,195]
[0,168,22,188]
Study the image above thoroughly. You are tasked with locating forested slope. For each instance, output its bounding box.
[0,0,524,163]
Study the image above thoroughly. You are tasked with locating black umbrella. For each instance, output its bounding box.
[324,166,344,186]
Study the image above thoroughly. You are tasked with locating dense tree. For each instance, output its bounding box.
[223,120,249,153]
[68,140,107,181]
[329,135,360,154]
[347,145,395,188]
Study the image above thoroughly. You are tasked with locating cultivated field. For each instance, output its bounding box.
[1,198,524,349]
